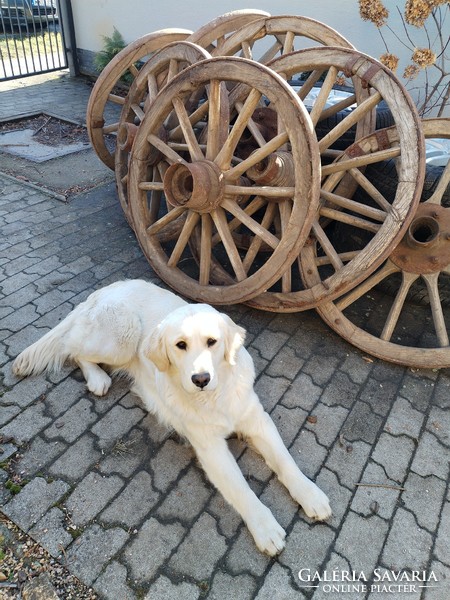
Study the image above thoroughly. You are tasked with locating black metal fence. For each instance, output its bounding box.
[0,0,68,81]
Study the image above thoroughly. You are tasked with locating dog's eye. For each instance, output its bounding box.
[207,338,217,347]
[176,341,187,350]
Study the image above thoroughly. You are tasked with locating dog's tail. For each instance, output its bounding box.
[13,319,71,378]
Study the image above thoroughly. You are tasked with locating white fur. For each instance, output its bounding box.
[13,280,331,555]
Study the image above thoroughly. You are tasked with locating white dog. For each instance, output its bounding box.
[13,280,331,555]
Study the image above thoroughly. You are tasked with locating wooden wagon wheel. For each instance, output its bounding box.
[86,29,192,170]
[87,10,269,170]
[302,118,450,369]
[127,56,321,305]
[231,47,425,312]
[115,42,211,226]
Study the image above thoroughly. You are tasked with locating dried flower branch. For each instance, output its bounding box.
[358,0,450,116]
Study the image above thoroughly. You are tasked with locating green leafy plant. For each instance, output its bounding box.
[94,27,133,86]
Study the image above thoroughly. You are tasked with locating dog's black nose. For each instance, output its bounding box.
[191,372,211,389]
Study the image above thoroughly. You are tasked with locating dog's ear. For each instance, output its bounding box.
[142,325,170,372]
[222,314,246,365]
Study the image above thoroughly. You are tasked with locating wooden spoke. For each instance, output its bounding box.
[147,134,187,165]
[427,161,450,205]
[319,206,381,234]
[211,208,247,281]
[212,196,267,246]
[318,92,382,153]
[346,168,392,212]
[242,202,278,272]
[224,184,294,198]
[282,31,295,55]
[128,63,140,78]
[107,93,126,106]
[317,94,357,122]
[309,67,339,126]
[131,104,145,121]
[312,220,344,272]
[199,214,213,285]
[296,70,326,100]
[226,131,289,180]
[206,79,226,160]
[423,273,449,347]
[321,146,401,177]
[336,259,400,311]
[279,201,293,292]
[320,189,387,222]
[215,88,262,169]
[103,122,120,134]
[167,211,200,267]
[381,271,420,341]
[172,96,204,161]
[221,198,280,250]
[146,206,186,236]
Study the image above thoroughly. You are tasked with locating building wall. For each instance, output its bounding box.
[70,0,445,115]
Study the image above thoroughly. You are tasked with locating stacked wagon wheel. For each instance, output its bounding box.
[85,12,450,369]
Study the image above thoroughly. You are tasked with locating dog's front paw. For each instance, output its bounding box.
[247,508,286,556]
[87,371,112,396]
[299,484,332,521]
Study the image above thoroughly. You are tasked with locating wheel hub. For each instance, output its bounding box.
[390,203,450,274]
[246,151,295,188]
[163,160,225,213]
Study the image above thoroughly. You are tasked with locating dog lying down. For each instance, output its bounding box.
[13,280,331,555]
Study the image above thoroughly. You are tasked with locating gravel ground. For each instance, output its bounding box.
[0,512,98,599]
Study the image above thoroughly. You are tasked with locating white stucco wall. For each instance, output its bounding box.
[70,0,447,115]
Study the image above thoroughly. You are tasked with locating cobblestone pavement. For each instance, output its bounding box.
[0,72,449,600]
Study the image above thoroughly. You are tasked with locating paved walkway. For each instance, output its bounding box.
[0,72,449,600]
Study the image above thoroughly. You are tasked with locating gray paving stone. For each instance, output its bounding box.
[334,512,389,574]
[427,406,450,446]
[123,517,185,582]
[251,329,289,361]
[362,377,400,416]
[424,561,450,600]
[98,428,153,478]
[279,520,335,575]
[402,473,446,531]
[339,352,373,385]
[209,571,257,600]
[65,472,124,526]
[434,501,450,566]
[100,470,159,528]
[0,402,52,443]
[0,403,21,426]
[310,552,365,600]
[44,377,88,417]
[150,438,194,493]
[255,562,304,600]
[157,466,212,524]
[226,527,270,577]
[93,561,135,600]
[253,374,291,413]
[168,513,227,580]
[258,477,298,529]
[314,468,352,526]
[290,429,328,479]
[207,491,242,539]
[65,523,129,586]
[265,344,304,380]
[303,354,341,387]
[143,575,200,600]
[371,432,416,483]
[342,401,384,444]
[400,374,435,412]
[1,374,50,408]
[3,477,70,531]
[304,402,349,447]
[351,461,402,520]
[382,508,433,570]
[384,396,425,438]
[270,404,308,447]
[13,436,66,478]
[44,397,97,443]
[238,446,272,484]
[29,507,73,556]
[281,372,322,412]
[91,404,145,450]
[320,370,360,409]
[411,431,450,480]
[49,434,101,480]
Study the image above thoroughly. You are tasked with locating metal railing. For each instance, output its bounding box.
[0,0,68,81]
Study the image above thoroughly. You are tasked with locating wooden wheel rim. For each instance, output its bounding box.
[87,10,270,170]
[127,56,321,305]
[86,29,193,170]
[115,42,211,225]
[303,118,450,369]
[242,46,425,312]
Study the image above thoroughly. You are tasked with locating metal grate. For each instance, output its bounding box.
[0,0,67,81]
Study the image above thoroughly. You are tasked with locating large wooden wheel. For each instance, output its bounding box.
[127,56,321,305]
[115,42,211,225]
[87,10,269,171]
[235,47,425,312]
[302,119,450,369]
[86,29,192,170]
